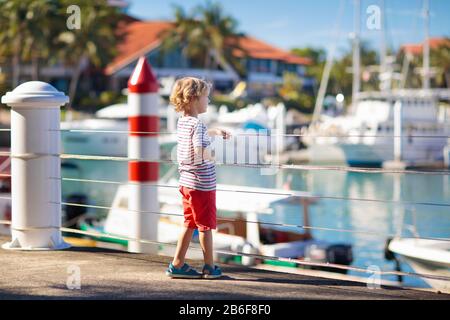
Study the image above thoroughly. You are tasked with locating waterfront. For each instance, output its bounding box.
[61,153,450,290]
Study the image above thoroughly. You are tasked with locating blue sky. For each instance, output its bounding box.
[127,0,450,55]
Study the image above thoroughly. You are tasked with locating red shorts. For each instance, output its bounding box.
[179,185,216,231]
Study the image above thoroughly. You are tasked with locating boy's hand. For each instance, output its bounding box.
[209,128,232,139]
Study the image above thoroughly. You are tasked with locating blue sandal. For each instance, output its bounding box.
[202,264,223,279]
[166,263,202,279]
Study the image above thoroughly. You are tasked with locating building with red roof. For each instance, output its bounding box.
[0,12,312,99]
[105,20,313,96]
[400,37,450,56]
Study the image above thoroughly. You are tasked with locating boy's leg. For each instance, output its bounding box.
[199,229,214,266]
[172,227,195,268]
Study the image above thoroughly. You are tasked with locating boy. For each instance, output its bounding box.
[166,77,231,279]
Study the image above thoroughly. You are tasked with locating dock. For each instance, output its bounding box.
[0,236,448,300]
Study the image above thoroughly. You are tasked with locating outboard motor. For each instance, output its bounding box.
[63,194,89,229]
[325,244,353,273]
[305,243,353,274]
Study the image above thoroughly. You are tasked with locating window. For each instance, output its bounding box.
[260,59,270,73]
[248,59,258,72]
[277,61,284,76]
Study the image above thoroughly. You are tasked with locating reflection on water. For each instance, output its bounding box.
[62,159,450,288]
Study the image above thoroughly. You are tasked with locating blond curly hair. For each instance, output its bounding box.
[169,77,211,114]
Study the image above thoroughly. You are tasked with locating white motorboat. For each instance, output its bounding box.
[209,103,295,164]
[303,90,450,167]
[385,196,450,293]
[61,103,178,157]
[61,102,285,164]
[388,237,450,292]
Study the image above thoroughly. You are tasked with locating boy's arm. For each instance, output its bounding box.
[192,122,215,162]
[207,128,215,136]
[207,128,231,139]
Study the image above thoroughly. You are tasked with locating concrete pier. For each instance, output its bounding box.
[0,236,448,300]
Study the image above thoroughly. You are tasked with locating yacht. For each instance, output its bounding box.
[303,0,450,167]
[302,90,450,167]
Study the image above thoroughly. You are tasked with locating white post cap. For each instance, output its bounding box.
[1,81,69,108]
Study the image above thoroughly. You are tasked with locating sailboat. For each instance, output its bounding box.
[303,90,450,167]
[302,0,450,167]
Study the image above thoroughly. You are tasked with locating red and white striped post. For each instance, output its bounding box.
[127,57,159,253]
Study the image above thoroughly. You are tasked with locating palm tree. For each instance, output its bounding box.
[328,41,379,103]
[430,39,450,88]
[0,0,56,86]
[396,39,450,89]
[159,1,246,79]
[56,0,122,112]
[291,47,326,95]
[0,0,25,87]
[21,1,61,81]
[395,50,422,89]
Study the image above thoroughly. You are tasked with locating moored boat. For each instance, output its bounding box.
[388,237,450,293]
[76,177,353,273]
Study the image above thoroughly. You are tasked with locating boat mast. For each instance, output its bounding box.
[423,0,430,90]
[312,0,345,122]
[379,0,391,91]
[351,0,361,113]
[380,0,386,85]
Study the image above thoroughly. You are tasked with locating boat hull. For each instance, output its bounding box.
[389,238,450,292]
[306,138,447,167]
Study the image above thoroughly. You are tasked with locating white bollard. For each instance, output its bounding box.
[383,100,406,169]
[393,100,402,162]
[1,81,70,250]
[276,103,286,153]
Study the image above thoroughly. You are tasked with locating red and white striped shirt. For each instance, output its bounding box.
[177,116,216,191]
